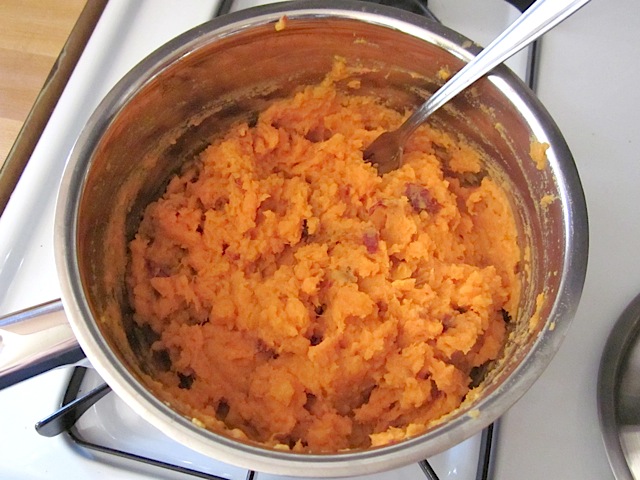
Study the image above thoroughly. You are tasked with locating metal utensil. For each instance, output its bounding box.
[363,0,591,174]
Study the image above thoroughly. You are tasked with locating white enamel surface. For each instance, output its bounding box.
[1,0,637,479]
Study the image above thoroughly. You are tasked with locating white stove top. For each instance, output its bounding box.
[1,0,638,479]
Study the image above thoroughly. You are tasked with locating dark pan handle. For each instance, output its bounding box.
[505,0,537,12]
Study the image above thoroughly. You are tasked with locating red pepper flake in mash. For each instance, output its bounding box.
[363,228,379,254]
[404,182,441,214]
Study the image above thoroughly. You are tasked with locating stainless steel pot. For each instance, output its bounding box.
[1,1,588,476]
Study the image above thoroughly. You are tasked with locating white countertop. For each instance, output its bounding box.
[1,0,639,478]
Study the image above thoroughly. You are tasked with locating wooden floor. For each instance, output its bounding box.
[0,0,86,165]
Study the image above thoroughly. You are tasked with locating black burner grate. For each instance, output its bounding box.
[44,367,496,480]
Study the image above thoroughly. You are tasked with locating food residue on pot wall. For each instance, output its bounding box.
[437,66,451,81]
[530,139,549,171]
[274,15,287,32]
[528,292,546,332]
[540,194,557,208]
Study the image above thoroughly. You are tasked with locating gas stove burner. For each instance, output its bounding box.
[598,292,640,480]
[37,367,496,480]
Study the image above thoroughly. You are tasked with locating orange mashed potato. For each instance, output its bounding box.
[127,62,520,452]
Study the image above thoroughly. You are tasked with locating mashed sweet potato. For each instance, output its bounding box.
[127,61,520,452]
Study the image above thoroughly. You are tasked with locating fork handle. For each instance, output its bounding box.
[399,0,591,142]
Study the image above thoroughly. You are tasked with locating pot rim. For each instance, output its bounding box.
[54,1,588,476]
